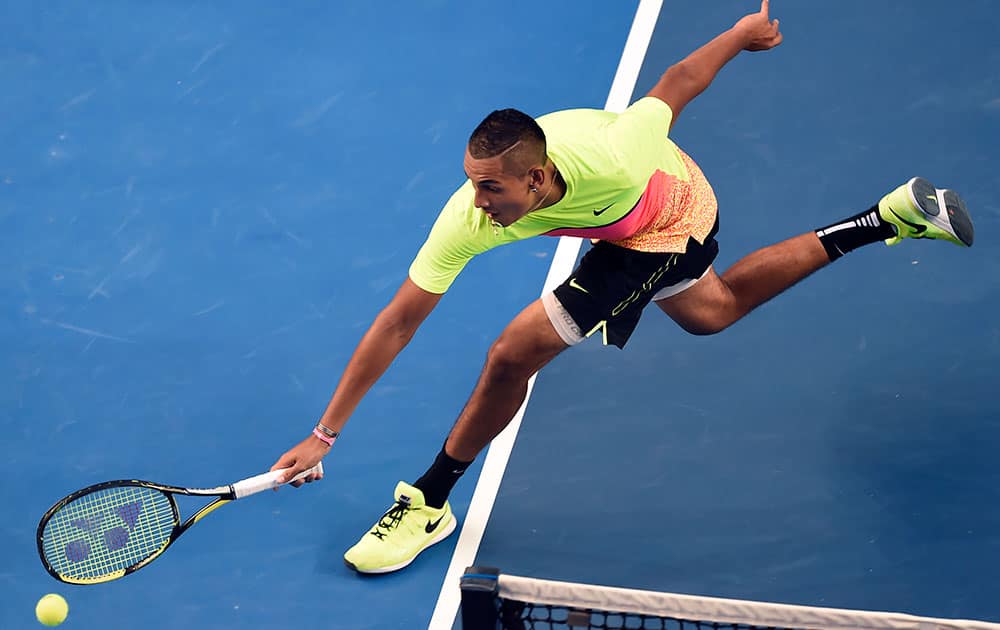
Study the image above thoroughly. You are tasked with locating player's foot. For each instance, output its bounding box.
[343,482,457,574]
[878,177,974,247]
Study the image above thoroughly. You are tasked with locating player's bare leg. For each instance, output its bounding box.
[343,299,568,574]
[444,299,569,461]
[659,178,974,335]
[657,232,829,334]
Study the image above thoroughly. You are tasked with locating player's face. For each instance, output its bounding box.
[463,150,536,228]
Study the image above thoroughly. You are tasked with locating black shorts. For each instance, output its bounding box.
[546,218,720,349]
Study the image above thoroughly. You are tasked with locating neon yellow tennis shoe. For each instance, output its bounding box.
[343,482,456,574]
[878,177,974,247]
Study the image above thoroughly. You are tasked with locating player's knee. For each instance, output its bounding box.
[678,315,731,336]
[484,335,533,382]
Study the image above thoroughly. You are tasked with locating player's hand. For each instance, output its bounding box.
[733,0,782,52]
[270,434,330,488]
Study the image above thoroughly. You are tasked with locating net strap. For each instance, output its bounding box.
[497,574,1000,630]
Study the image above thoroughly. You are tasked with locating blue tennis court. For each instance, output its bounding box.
[3,2,998,629]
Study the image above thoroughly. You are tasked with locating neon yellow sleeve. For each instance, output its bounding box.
[605,97,674,172]
[407,181,496,294]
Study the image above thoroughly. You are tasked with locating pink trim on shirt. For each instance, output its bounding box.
[543,169,673,240]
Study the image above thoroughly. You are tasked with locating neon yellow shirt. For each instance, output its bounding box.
[409,97,716,294]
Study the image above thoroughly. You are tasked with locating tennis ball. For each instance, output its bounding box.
[35,593,68,627]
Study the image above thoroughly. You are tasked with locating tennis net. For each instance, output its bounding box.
[460,566,1000,630]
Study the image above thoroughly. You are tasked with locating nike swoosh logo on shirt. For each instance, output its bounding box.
[593,203,613,216]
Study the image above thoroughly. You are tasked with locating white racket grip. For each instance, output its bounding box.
[231,462,324,499]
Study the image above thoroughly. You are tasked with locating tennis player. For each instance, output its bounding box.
[270,0,974,573]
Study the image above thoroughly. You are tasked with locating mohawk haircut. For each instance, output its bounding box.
[468,108,547,172]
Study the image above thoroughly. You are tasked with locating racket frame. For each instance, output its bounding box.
[37,464,321,584]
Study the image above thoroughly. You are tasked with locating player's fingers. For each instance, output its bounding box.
[278,464,307,484]
[270,453,295,474]
[274,458,309,487]
[302,467,325,483]
[761,0,769,18]
[289,469,317,487]
[272,467,294,486]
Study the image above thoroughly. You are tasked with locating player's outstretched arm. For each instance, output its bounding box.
[270,278,442,484]
[647,0,783,128]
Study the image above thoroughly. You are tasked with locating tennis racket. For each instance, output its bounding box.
[36,463,323,584]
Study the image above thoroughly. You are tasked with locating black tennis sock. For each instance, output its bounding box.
[413,444,472,509]
[815,205,898,261]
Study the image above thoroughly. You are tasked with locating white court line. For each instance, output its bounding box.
[427,1,663,627]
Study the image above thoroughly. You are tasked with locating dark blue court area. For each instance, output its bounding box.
[3,2,998,628]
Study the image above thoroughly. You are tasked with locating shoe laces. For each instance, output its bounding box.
[370,497,411,540]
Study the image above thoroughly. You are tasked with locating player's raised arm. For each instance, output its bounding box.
[646,0,783,128]
[270,277,442,483]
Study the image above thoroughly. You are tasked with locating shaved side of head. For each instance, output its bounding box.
[468,108,547,174]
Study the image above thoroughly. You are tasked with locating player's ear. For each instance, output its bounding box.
[528,165,546,190]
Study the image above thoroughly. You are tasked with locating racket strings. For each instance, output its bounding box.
[41,485,176,582]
